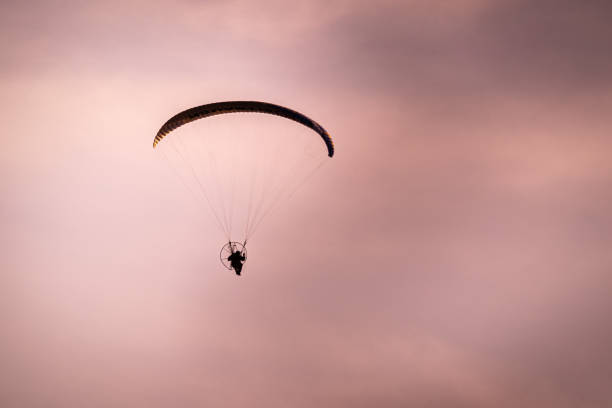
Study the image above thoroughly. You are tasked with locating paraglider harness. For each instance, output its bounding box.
[221,241,247,276]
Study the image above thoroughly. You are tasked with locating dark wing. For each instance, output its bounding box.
[153,101,334,157]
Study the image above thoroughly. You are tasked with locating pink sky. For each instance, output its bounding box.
[2,1,612,406]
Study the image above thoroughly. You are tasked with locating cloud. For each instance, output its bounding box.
[2,1,612,407]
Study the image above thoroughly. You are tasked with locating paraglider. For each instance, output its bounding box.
[222,242,246,275]
[153,101,334,275]
[227,250,245,275]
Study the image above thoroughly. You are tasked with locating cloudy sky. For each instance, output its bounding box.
[2,1,612,406]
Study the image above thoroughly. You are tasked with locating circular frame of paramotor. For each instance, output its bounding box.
[220,242,247,270]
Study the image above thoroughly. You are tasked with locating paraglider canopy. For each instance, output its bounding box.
[153,101,334,157]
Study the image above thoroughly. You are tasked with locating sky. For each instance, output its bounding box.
[2,0,612,406]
